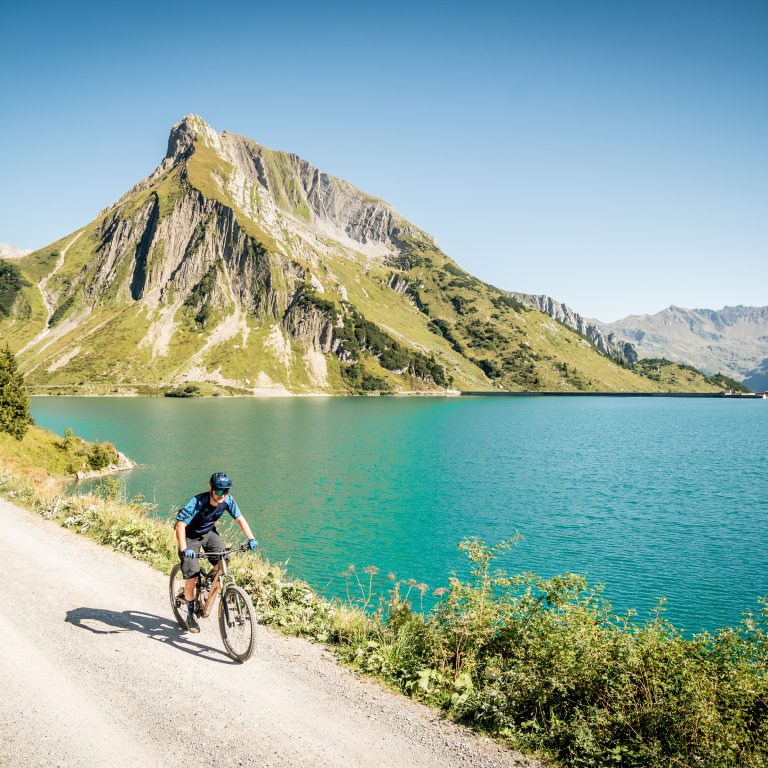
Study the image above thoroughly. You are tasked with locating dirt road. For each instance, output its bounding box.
[0,498,537,768]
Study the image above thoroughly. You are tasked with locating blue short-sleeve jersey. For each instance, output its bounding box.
[176,492,242,538]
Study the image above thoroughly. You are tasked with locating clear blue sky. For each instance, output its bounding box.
[1,0,766,321]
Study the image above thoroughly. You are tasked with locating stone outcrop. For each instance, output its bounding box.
[510,293,639,366]
[281,299,336,353]
[74,451,136,481]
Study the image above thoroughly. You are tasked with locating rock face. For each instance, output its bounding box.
[74,451,136,481]
[598,305,768,383]
[1,115,728,395]
[510,293,638,366]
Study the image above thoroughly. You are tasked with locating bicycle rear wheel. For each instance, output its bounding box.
[169,563,188,628]
[218,585,256,662]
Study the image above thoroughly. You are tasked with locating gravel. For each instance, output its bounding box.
[0,497,541,768]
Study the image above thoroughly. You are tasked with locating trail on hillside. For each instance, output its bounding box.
[0,498,537,768]
[19,230,83,355]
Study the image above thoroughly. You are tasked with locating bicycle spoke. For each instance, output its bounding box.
[218,585,256,662]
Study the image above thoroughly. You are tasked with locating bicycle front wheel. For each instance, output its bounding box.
[218,585,257,662]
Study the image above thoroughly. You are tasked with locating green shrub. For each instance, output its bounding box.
[0,346,31,439]
[340,362,390,393]
[164,384,201,398]
[0,260,29,317]
[87,441,118,470]
[3,458,765,768]
[335,309,449,387]
[49,295,75,326]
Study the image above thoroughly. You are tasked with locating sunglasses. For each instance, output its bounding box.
[212,488,229,496]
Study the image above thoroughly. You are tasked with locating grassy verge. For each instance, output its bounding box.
[0,453,765,767]
[0,424,120,476]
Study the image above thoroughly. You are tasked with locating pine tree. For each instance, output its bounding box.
[0,346,30,440]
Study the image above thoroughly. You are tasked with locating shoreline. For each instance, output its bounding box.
[460,390,766,398]
[26,389,762,399]
[72,450,137,481]
[0,443,764,767]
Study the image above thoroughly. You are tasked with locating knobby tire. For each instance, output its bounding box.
[218,584,257,662]
[169,563,189,628]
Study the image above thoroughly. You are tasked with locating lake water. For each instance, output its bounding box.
[30,396,768,633]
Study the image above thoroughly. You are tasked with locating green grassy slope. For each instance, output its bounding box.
[0,122,729,395]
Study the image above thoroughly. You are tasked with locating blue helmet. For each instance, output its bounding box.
[209,472,232,490]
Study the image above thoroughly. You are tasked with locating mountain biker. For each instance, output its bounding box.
[175,471,257,633]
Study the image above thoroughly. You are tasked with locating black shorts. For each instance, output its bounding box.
[180,530,226,579]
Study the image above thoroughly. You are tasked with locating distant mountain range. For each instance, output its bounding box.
[0,243,31,259]
[0,115,736,395]
[595,305,768,389]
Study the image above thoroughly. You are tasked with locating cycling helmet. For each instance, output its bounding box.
[209,471,232,490]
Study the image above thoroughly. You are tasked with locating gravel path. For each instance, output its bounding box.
[0,498,540,768]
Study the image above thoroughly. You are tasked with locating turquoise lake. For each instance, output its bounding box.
[30,396,768,633]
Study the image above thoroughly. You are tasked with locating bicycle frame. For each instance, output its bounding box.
[196,552,233,618]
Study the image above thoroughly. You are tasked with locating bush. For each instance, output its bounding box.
[335,308,449,387]
[3,457,765,768]
[341,362,390,393]
[0,346,31,439]
[164,384,201,398]
[87,442,118,470]
[0,260,29,317]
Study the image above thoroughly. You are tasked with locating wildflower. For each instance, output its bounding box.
[363,565,379,576]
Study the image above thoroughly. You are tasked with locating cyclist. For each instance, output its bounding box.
[175,471,257,633]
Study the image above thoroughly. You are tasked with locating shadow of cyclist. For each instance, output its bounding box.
[65,607,235,664]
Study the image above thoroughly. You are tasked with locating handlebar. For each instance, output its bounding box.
[188,544,250,559]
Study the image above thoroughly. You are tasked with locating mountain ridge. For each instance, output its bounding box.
[509,292,639,366]
[1,115,729,396]
[596,304,768,384]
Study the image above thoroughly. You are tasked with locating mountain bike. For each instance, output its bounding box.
[169,544,257,662]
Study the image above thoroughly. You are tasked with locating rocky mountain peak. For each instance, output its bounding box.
[165,114,225,165]
[6,117,733,397]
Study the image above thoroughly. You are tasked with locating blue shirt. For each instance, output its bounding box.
[176,492,242,538]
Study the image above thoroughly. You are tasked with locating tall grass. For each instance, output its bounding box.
[1,461,765,767]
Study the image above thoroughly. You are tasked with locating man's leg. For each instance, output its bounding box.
[180,536,203,630]
[202,530,226,568]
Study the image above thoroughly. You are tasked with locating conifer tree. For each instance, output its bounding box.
[0,346,30,439]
